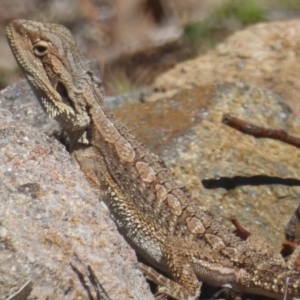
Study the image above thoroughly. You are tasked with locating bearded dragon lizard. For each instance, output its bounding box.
[6,19,300,300]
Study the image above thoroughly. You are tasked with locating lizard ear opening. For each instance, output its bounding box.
[56,81,75,110]
[56,81,68,98]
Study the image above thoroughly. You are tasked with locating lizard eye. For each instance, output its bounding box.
[33,41,49,57]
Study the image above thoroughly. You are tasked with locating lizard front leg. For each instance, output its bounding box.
[139,245,201,300]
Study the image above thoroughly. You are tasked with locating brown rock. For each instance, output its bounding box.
[151,20,300,114]
[115,83,300,250]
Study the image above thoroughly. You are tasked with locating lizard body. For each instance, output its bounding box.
[6,19,300,299]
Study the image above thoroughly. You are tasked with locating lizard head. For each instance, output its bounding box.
[6,19,95,133]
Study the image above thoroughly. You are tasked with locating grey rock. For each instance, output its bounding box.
[0,106,153,299]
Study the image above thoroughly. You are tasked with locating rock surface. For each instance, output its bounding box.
[150,19,300,114]
[115,83,300,250]
[0,108,153,299]
[2,79,300,258]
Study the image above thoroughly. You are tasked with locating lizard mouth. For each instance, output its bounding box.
[39,80,76,120]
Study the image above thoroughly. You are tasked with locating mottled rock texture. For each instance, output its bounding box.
[151,20,300,114]
[115,83,300,250]
[0,107,153,299]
